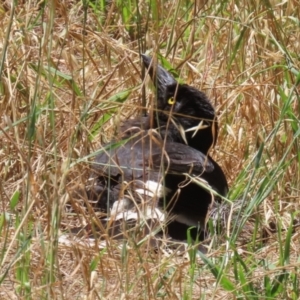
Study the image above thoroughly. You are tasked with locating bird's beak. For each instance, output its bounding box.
[141,54,177,98]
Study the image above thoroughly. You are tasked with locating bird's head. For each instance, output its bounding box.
[142,54,218,154]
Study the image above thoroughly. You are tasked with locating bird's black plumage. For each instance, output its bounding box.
[142,54,218,155]
[91,131,226,240]
[93,131,213,180]
[89,55,228,242]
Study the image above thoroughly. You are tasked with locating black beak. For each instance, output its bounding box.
[141,54,177,98]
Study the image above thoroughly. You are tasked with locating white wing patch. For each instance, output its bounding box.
[135,180,171,198]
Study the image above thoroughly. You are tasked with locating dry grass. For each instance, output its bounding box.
[0,0,299,299]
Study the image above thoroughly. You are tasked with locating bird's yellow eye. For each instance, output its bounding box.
[168,97,175,105]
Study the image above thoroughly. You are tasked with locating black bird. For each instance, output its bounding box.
[90,55,228,241]
[133,55,228,208]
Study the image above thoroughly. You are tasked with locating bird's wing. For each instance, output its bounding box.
[150,141,214,174]
[92,132,214,180]
[92,136,148,180]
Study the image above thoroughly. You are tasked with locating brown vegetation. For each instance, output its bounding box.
[0,0,299,298]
